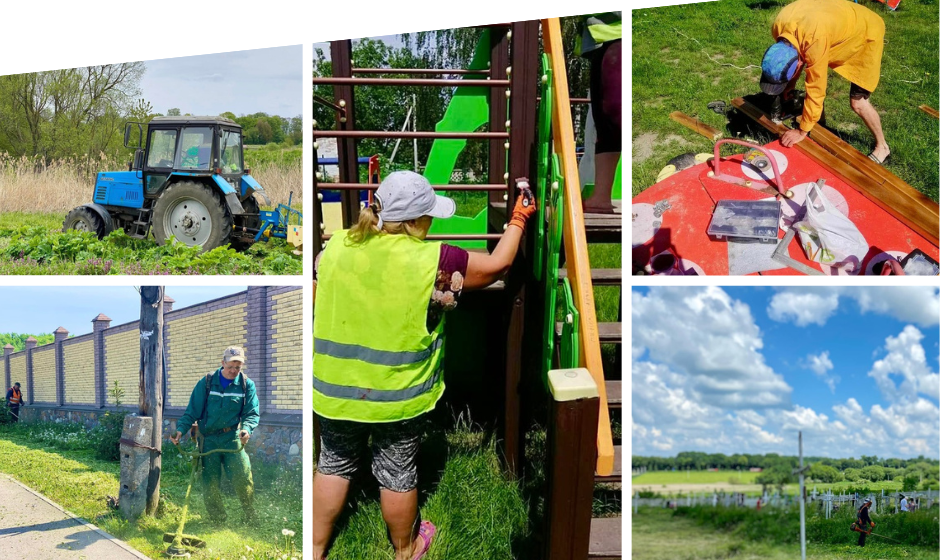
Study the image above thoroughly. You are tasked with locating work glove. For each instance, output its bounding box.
[509,178,536,231]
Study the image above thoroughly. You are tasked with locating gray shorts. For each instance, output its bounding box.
[316,416,422,493]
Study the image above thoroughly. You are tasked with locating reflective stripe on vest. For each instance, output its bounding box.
[314,337,444,367]
[8,389,22,405]
[579,12,622,56]
[312,230,444,423]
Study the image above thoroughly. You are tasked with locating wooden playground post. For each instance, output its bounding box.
[330,40,361,229]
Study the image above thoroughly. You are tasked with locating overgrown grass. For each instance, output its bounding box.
[0,219,302,275]
[318,416,530,559]
[632,0,940,201]
[634,506,940,559]
[0,421,302,559]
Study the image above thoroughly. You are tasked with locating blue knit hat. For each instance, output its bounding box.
[760,40,800,96]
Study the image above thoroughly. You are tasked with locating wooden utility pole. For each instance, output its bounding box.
[139,286,164,516]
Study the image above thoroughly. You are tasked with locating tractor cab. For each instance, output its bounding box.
[63,116,299,252]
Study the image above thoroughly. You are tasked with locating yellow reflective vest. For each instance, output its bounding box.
[313,230,445,422]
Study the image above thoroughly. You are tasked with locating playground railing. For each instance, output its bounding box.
[542,17,615,477]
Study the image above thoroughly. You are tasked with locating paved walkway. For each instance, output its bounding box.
[0,475,149,560]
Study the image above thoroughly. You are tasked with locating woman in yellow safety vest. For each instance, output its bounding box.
[311,171,535,560]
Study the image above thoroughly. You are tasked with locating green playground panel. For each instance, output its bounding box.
[425,30,497,250]
[580,156,623,200]
[559,277,580,370]
[532,53,554,281]
[540,154,565,378]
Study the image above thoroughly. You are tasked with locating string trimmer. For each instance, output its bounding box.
[164,440,244,558]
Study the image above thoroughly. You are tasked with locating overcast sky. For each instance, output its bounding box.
[0,287,245,337]
[632,286,940,460]
[140,45,302,117]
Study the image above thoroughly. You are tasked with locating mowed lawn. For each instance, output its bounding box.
[632,0,940,201]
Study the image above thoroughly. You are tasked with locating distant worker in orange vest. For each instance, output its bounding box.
[5,382,23,422]
[759,0,890,165]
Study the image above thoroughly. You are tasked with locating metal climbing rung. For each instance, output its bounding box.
[353,68,491,76]
[316,182,508,192]
[313,130,509,140]
[312,77,509,87]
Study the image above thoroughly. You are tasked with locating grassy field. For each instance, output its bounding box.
[0,424,301,559]
[632,0,940,201]
[633,506,939,560]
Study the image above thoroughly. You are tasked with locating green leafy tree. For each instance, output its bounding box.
[0,333,55,353]
[807,463,843,483]
[756,464,793,494]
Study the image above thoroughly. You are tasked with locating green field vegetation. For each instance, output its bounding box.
[0,421,301,560]
[632,0,940,201]
[0,213,302,275]
[634,470,761,485]
[633,506,940,560]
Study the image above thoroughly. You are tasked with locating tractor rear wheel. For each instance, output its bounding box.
[63,207,106,239]
[152,181,232,252]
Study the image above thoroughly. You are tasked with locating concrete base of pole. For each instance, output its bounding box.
[119,415,152,521]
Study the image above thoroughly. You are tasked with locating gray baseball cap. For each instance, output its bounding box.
[374,171,455,225]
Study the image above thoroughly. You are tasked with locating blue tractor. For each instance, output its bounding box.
[63,116,296,252]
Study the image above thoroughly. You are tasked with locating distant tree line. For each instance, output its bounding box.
[0,333,56,353]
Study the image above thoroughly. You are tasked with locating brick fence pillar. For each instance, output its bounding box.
[245,286,269,413]
[54,327,69,406]
[3,344,12,392]
[24,337,37,405]
[92,314,112,408]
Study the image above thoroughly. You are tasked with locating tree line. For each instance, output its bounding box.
[633,451,940,472]
[0,65,300,165]
[0,333,56,353]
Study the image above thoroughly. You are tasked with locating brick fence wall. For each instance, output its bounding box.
[2,286,303,464]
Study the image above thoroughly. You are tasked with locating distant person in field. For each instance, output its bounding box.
[855,498,874,546]
[5,382,23,422]
[759,0,890,164]
[900,494,909,512]
[311,171,536,560]
[579,12,622,214]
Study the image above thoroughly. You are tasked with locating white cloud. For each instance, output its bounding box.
[632,287,791,409]
[804,351,839,392]
[868,326,939,402]
[768,291,840,326]
[768,287,940,327]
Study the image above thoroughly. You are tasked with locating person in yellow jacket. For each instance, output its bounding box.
[310,171,536,560]
[760,0,890,164]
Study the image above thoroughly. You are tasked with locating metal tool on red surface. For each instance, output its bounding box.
[708,139,794,198]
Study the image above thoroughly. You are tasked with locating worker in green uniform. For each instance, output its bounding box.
[170,346,259,523]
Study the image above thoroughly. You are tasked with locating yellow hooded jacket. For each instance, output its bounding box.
[772,0,885,132]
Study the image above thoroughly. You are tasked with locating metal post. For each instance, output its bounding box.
[798,431,806,560]
[139,286,164,516]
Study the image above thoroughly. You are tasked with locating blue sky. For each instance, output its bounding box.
[632,287,940,460]
[141,45,302,117]
[0,287,245,337]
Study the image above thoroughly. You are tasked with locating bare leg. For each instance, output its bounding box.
[380,488,423,560]
[583,152,621,213]
[311,473,352,560]
[850,97,890,162]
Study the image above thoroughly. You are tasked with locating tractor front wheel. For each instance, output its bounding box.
[152,181,232,252]
[63,207,107,239]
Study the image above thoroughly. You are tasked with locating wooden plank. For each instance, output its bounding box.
[584,214,623,244]
[544,17,614,477]
[670,111,722,141]
[797,117,938,220]
[919,105,940,119]
[559,267,623,285]
[588,517,622,559]
[598,323,622,344]
[605,380,622,409]
[595,444,622,484]
[731,98,939,246]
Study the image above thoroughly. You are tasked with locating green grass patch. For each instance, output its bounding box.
[633,0,939,201]
[0,213,302,275]
[0,421,301,559]
[320,419,530,559]
[634,506,940,559]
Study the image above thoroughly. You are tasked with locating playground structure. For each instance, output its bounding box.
[310,19,622,559]
[633,98,939,275]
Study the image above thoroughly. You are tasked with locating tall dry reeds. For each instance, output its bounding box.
[0,152,302,215]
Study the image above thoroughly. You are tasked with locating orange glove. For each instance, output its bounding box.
[509,178,536,231]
